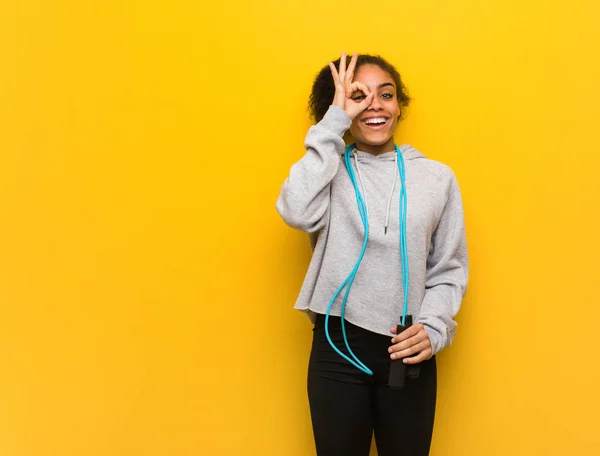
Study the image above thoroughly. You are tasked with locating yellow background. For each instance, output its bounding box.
[1,1,599,455]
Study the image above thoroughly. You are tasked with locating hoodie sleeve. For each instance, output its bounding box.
[276,105,351,233]
[416,172,469,356]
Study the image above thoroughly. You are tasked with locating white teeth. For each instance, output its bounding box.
[364,118,388,125]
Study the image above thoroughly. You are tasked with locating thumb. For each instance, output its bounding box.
[390,326,397,334]
[358,92,374,111]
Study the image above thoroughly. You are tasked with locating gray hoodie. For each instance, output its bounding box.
[276,105,469,355]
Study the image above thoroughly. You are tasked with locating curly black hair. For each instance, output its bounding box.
[308,54,411,123]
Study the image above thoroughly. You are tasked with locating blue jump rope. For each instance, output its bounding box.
[323,143,409,376]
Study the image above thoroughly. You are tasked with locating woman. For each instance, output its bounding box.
[276,52,469,456]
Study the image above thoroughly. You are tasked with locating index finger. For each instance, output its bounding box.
[349,81,370,96]
[328,62,341,84]
[391,324,421,343]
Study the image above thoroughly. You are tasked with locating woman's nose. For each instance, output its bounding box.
[369,95,382,110]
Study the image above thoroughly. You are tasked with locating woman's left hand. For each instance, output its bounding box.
[389,324,432,364]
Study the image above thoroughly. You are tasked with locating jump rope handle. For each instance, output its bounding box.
[388,315,421,389]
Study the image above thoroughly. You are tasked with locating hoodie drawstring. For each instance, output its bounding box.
[353,150,397,234]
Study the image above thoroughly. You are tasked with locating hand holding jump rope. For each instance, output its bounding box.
[388,316,433,388]
[325,52,433,389]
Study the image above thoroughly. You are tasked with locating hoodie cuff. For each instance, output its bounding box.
[317,105,352,137]
[423,324,443,357]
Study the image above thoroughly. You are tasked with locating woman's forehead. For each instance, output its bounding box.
[353,64,395,88]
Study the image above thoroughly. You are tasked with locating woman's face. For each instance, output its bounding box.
[349,64,400,154]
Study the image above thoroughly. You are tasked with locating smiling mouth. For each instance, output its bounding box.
[362,117,389,128]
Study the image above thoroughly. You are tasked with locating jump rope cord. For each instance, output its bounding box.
[323,144,409,376]
[384,153,397,234]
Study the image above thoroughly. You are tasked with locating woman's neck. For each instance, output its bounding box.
[355,138,396,156]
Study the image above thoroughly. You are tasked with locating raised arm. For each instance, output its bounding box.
[276,52,374,232]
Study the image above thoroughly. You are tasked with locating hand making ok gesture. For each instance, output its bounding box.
[328,52,374,120]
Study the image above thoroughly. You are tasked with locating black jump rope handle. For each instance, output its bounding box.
[388,315,420,389]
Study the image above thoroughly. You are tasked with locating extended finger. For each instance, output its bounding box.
[328,62,341,85]
[390,340,431,360]
[402,347,433,364]
[346,52,358,83]
[338,52,347,84]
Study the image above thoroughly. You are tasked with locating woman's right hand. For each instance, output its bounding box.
[328,52,374,121]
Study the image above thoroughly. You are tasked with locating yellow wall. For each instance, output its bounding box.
[1,1,599,455]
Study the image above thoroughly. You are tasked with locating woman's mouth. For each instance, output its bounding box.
[361,117,389,130]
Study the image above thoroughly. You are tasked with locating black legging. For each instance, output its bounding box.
[308,314,437,456]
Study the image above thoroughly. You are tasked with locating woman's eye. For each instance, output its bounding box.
[352,94,366,101]
[382,93,393,99]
